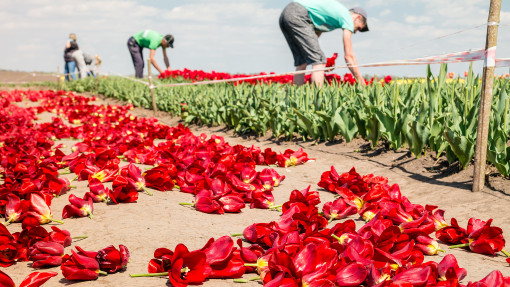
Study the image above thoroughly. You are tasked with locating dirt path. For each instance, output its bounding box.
[1,76,509,286]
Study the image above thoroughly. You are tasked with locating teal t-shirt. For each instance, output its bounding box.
[294,0,354,33]
[132,30,164,50]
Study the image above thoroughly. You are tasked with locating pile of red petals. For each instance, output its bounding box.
[134,166,509,286]
[2,90,508,286]
[1,90,313,224]
[0,89,312,284]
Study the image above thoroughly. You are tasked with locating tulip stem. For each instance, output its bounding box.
[179,202,194,206]
[69,186,77,189]
[142,186,153,196]
[269,204,282,209]
[72,235,88,239]
[328,217,336,223]
[98,270,108,276]
[449,243,469,249]
[130,272,169,277]
[331,234,341,242]
[233,277,260,283]
[60,171,72,175]
[71,175,78,182]
[49,218,65,224]
[244,263,258,267]
[502,249,510,257]
[3,217,14,226]
[231,233,243,237]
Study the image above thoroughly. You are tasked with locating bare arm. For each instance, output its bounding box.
[342,29,366,85]
[162,47,170,70]
[149,49,164,74]
[66,40,71,49]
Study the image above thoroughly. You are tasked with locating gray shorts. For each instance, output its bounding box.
[279,2,326,67]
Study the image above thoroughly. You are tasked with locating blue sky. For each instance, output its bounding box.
[1,0,509,78]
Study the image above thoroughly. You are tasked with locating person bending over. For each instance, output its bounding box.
[279,0,369,86]
[72,50,101,79]
[127,30,174,78]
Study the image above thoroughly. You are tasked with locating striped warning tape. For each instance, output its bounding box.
[153,48,492,88]
[496,59,510,68]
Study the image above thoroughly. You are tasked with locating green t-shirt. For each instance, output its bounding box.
[132,30,164,50]
[294,0,354,33]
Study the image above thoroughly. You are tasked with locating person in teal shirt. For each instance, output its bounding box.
[127,30,174,78]
[279,0,369,86]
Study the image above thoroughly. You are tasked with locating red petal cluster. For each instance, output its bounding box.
[326,53,338,67]
[158,68,393,86]
[139,166,508,286]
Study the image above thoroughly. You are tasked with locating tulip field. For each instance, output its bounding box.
[62,64,510,178]
[0,68,509,286]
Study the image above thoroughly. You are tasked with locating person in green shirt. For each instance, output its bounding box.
[279,0,369,86]
[127,30,174,78]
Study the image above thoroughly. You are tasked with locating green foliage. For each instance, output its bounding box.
[61,67,510,176]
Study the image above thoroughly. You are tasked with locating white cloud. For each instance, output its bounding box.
[379,9,391,17]
[0,0,509,77]
[405,15,432,24]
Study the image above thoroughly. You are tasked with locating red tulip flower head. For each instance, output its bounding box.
[4,194,22,225]
[26,193,63,224]
[62,194,94,219]
[61,250,107,281]
[168,244,212,287]
[96,245,130,274]
[48,226,72,247]
[29,241,65,268]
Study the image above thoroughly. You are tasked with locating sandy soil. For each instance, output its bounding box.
[1,73,509,286]
[0,70,58,85]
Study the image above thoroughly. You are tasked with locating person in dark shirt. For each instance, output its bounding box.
[64,33,79,81]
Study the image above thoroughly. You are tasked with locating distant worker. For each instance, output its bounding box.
[72,51,101,79]
[127,30,174,78]
[64,33,79,81]
[279,0,369,86]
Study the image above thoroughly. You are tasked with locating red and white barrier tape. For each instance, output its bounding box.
[496,59,510,68]
[153,48,494,88]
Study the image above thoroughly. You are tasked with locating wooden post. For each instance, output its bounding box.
[57,66,61,91]
[472,0,501,192]
[147,59,158,116]
[95,76,99,95]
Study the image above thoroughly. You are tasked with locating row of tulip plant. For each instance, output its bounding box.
[0,89,311,284]
[61,64,510,177]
